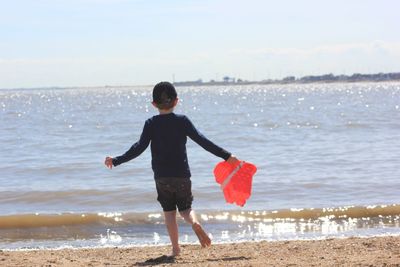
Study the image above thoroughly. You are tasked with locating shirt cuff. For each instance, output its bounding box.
[112,158,120,167]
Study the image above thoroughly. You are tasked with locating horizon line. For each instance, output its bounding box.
[1,71,400,90]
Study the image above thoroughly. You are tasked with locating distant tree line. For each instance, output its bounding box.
[173,72,400,86]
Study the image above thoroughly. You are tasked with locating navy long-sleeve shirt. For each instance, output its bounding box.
[112,113,231,179]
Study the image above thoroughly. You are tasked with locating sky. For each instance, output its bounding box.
[1,0,400,88]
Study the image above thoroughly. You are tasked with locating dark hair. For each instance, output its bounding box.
[152,81,177,109]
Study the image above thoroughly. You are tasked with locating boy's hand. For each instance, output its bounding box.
[226,155,240,165]
[104,157,113,169]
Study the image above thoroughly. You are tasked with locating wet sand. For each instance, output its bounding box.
[1,236,399,266]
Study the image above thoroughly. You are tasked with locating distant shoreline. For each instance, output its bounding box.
[173,71,400,87]
[2,72,400,91]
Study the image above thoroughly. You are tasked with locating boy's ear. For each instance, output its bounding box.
[173,98,179,106]
[151,101,158,108]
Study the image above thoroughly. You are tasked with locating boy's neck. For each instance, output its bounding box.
[158,108,174,115]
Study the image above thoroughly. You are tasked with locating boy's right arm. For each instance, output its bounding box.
[226,155,240,165]
[185,116,233,161]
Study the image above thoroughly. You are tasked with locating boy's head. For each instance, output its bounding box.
[152,81,178,110]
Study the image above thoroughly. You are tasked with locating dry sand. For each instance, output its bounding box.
[1,236,399,266]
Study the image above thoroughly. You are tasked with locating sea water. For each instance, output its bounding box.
[0,82,399,249]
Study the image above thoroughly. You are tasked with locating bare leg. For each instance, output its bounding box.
[179,208,211,247]
[164,210,180,256]
[179,208,199,225]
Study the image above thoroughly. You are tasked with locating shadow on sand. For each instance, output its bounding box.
[206,256,251,262]
[134,255,251,266]
[134,255,175,266]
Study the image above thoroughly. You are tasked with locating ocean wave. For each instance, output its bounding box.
[1,204,399,230]
[0,204,399,248]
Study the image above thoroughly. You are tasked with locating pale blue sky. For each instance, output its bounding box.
[1,0,399,88]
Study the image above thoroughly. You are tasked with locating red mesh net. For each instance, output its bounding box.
[214,161,257,207]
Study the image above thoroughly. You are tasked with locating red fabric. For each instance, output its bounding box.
[214,161,257,207]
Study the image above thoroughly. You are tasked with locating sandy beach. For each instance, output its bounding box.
[1,236,399,266]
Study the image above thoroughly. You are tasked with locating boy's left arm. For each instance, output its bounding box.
[105,156,113,169]
[107,121,151,168]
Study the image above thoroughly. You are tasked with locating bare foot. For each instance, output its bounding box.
[172,247,181,257]
[192,223,211,248]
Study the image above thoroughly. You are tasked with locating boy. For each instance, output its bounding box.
[105,81,239,256]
